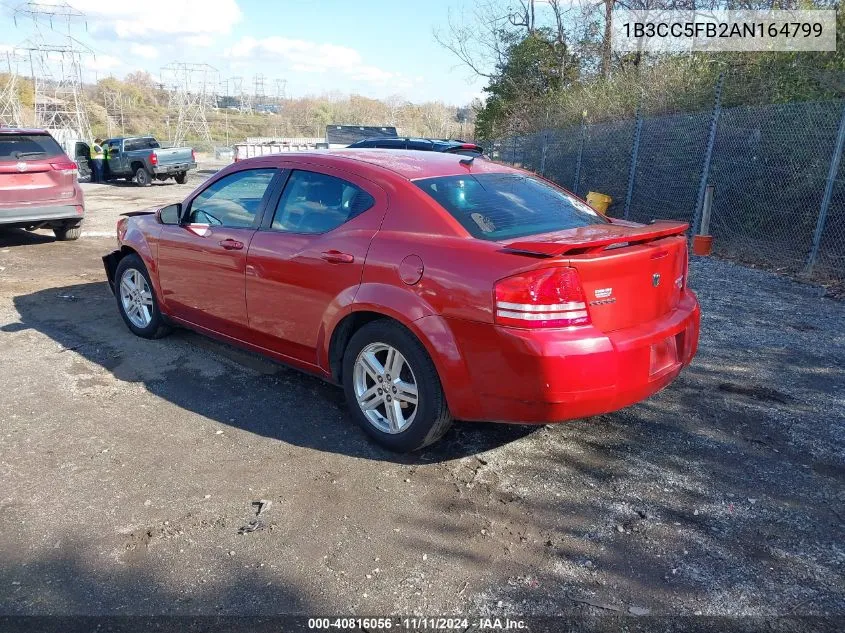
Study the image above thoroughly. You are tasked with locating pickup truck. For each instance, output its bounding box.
[103,136,196,186]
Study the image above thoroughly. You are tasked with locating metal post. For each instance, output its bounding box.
[701,184,714,235]
[574,121,586,195]
[623,111,643,220]
[692,74,724,237]
[806,100,845,275]
[539,130,548,176]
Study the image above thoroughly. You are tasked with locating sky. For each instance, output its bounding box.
[0,0,489,105]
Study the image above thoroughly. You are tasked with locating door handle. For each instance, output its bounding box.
[320,250,354,264]
[219,238,244,250]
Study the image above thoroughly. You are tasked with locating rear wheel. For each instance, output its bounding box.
[114,254,171,339]
[342,320,452,452]
[53,222,82,241]
[175,171,187,184]
[134,166,152,187]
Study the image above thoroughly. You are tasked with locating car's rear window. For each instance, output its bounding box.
[0,134,64,161]
[124,138,160,151]
[414,173,608,240]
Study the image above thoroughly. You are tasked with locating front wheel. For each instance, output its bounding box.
[175,171,187,184]
[114,254,171,339]
[342,320,452,452]
[134,166,152,187]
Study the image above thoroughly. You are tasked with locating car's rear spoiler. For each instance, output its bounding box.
[504,221,689,257]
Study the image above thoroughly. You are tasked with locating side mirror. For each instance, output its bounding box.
[157,203,182,225]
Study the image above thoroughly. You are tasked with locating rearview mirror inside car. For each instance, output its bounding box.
[157,203,182,225]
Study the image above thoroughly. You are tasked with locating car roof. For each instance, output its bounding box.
[0,128,51,135]
[258,149,514,180]
[352,137,481,147]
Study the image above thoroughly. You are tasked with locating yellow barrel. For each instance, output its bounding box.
[586,191,612,215]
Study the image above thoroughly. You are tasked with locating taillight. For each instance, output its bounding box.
[191,149,196,163]
[494,267,590,328]
[149,152,158,166]
[50,160,78,176]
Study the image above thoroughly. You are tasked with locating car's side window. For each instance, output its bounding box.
[187,168,276,228]
[271,170,375,234]
[375,140,405,149]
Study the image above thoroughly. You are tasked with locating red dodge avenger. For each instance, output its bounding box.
[103,150,700,451]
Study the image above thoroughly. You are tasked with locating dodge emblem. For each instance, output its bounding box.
[652,273,661,287]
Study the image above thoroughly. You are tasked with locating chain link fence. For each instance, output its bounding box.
[490,90,845,287]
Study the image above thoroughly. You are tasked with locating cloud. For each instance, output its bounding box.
[224,36,410,87]
[89,54,121,71]
[185,34,214,48]
[64,0,242,38]
[129,43,158,60]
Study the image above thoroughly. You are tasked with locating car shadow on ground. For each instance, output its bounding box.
[0,228,58,247]
[6,281,537,464]
[0,545,317,619]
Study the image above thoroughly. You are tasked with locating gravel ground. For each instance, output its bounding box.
[0,176,842,621]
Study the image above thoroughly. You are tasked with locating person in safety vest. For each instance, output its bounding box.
[91,138,105,183]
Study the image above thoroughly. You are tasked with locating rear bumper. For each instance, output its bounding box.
[0,203,85,225]
[153,162,196,175]
[441,291,700,423]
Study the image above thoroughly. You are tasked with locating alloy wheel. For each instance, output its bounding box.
[353,342,419,433]
[119,268,154,328]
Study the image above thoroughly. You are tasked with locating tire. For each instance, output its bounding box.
[134,166,152,187]
[114,254,171,339]
[53,222,82,241]
[342,320,452,452]
[175,172,187,184]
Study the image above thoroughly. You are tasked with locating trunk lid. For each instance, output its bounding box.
[503,221,689,333]
[0,158,75,205]
[0,132,76,206]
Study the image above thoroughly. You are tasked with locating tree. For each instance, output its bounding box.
[435,0,578,138]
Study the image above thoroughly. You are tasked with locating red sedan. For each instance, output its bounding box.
[103,150,700,451]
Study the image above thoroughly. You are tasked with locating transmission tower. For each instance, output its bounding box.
[19,38,92,141]
[0,51,24,127]
[103,90,125,137]
[12,1,86,35]
[161,62,218,146]
[226,76,251,113]
[273,79,287,104]
[12,1,92,140]
[253,73,266,105]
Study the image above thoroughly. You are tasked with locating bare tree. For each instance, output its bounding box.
[508,0,536,31]
[433,1,516,79]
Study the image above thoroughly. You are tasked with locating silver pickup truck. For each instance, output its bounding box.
[103,136,196,186]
